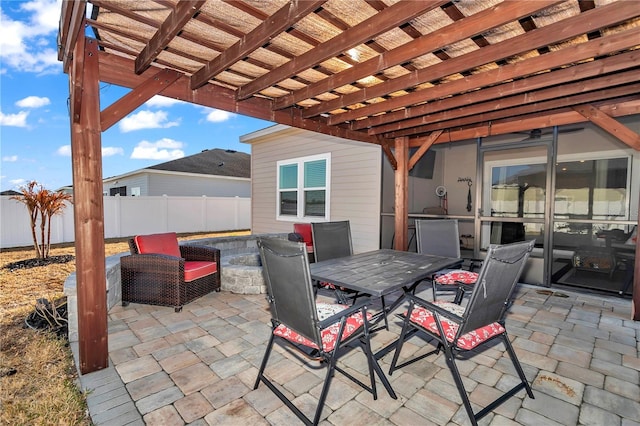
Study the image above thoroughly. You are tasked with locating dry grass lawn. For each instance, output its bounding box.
[0,231,248,424]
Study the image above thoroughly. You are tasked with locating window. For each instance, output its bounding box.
[110,186,126,196]
[277,153,330,220]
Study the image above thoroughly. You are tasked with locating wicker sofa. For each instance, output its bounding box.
[120,232,221,312]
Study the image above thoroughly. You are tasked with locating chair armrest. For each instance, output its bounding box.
[180,245,220,263]
[120,253,184,275]
[405,294,464,324]
[318,299,371,329]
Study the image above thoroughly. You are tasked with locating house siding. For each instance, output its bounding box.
[146,173,250,197]
[103,171,250,197]
[245,126,382,253]
[104,174,149,196]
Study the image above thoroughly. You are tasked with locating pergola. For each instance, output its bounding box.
[57,0,640,373]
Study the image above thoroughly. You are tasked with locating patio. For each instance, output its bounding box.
[72,285,639,425]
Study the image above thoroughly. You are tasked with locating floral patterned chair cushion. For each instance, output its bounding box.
[274,303,372,352]
[434,270,478,285]
[408,301,505,350]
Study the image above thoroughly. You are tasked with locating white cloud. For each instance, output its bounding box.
[57,145,125,157]
[10,178,27,187]
[145,96,184,108]
[102,147,124,157]
[56,145,71,156]
[131,138,185,160]
[21,0,62,32]
[205,109,235,123]
[2,155,19,162]
[16,96,50,108]
[0,110,29,127]
[119,110,181,132]
[0,0,62,74]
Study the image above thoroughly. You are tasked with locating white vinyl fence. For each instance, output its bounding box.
[0,195,251,249]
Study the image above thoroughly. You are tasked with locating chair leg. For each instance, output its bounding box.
[254,333,275,389]
[313,356,338,425]
[360,338,378,400]
[503,332,534,399]
[388,305,414,376]
[441,343,478,425]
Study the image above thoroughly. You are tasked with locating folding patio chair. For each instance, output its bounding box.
[415,219,482,303]
[311,220,361,304]
[255,237,387,426]
[389,240,535,426]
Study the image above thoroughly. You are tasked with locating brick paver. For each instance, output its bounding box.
[73,285,638,426]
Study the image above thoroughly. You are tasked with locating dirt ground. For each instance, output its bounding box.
[0,231,248,424]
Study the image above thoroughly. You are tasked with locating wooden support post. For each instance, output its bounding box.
[394,137,409,251]
[70,37,109,373]
[633,197,639,321]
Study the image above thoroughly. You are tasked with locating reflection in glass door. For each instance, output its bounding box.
[552,155,634,295]
[478,141,552,286]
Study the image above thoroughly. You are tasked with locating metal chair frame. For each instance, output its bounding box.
[389,240,536,426]
[415,219,481,303]
[255,237,385,426]
[311,221,361,304]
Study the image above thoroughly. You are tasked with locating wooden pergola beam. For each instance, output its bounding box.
[100,69,182,131]
[572,104,640,150]
[359,50,640,132]
[191,0,327,90]
[408,98,640,147]
[330,24,640,125]
[236,0,446,100]
[383,81,640,139]
[58,0,86,73]
[408,130,441,171]
[97,52,385,146]
[135,0,206,74]
[312,1,639,121]
[70,37,109,374]
[273,0,560,110]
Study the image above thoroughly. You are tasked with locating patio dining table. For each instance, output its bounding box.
[309,249,460,354]
[310,248,459,305]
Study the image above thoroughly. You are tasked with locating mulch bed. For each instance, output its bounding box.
[3,255,74,271]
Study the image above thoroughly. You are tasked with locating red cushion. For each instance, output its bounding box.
[293,223,314,251]
[408,301,505,350]
[134,232,181,258]
[273,303,371,352]
[184,261,217,282]
[434,270,478,285]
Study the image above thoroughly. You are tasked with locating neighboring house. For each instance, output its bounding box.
[243,118,640,295]
[102,148,251,197]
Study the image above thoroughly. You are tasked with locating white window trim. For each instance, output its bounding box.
[276,153,331,222]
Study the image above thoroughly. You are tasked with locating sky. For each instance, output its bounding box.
[0,0,273,192]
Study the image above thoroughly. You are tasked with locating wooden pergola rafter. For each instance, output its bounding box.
[57,0,640,373]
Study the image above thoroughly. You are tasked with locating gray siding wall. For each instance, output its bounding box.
[246,127,382,253]
[146,173,250,197]
[103,171,250,197]
[104,174,149,196]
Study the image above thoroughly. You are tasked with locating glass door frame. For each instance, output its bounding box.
[474,128,558,286]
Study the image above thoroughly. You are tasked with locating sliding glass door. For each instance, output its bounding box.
[477,130,635,294]
[478,140,553,285]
